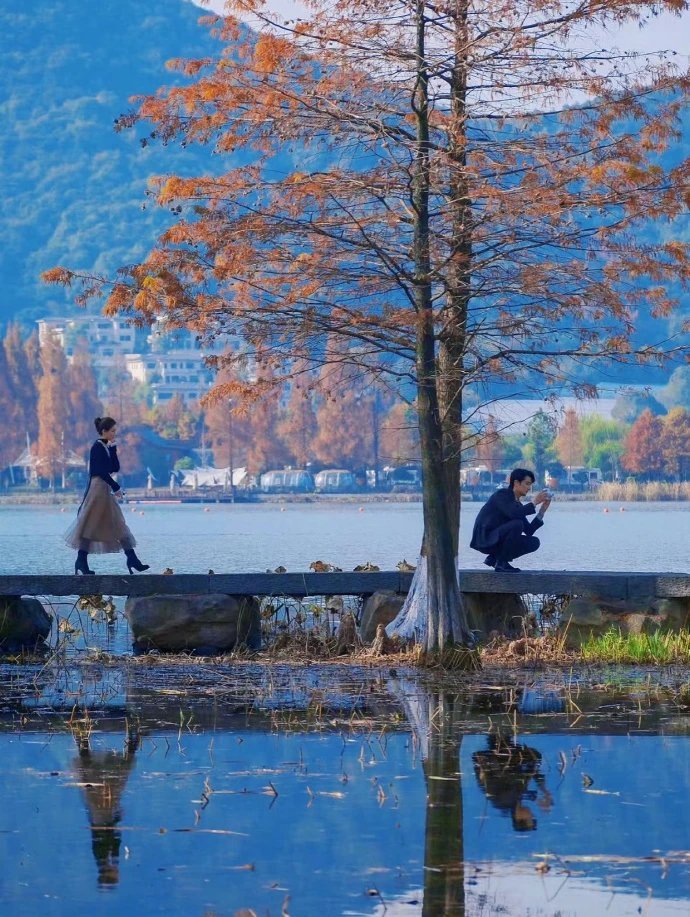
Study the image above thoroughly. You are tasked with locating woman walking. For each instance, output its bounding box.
[65,417,150,575]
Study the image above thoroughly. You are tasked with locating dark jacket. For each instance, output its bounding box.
[89,440,121,493]
[470,486,543,553]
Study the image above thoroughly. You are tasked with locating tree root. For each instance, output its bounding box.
[369,623,400,656]
[335,611,362,655]
[419,644,482,672]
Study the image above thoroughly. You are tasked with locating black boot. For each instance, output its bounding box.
[125,548,150,574]
[75,550,94,575]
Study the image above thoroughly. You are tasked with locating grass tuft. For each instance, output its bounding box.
[580,629,690,664]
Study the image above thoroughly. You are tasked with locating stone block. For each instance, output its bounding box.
[558,595,671,648]
[360,590,405,642]
[462,592,527,639]
[125,593,261,654]
[0,596,52,653]
[655,597,690,631]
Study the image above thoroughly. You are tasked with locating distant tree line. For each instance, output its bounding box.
[474,394,690,486]
[4,321,688,487]
[0,326,422,485]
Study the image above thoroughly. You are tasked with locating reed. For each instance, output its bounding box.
[596,481,690,501]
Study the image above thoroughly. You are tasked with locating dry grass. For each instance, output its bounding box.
[597,481,690,501]
[481,633,575,666]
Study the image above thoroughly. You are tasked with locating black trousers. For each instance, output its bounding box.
[490,519,540,563]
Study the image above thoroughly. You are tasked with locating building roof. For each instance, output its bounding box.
[469,397,618,436]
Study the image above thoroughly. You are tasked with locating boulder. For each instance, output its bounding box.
[124,593,261,654]
[463,592,528,640]
[655,597,690,631]
[360,590,405,642]
[0,596,52,653]
[558,595,666,648]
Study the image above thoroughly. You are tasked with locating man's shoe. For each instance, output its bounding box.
[483,555,496,568]
[495,561,521,573]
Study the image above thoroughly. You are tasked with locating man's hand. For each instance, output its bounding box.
[537,497,551,519]
[533,490,549,505]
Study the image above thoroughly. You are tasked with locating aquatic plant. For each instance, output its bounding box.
[580,629,690,664]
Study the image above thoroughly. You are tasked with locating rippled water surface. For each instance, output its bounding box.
[1,499,688,574]
[0,671,689,916]
[1,502,689,914]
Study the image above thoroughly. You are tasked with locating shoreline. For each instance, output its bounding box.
[0,489,688,506]
[0,490,597,506]
[0,485,690,508]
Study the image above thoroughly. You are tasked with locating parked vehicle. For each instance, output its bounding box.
[314,469,359,493]
[546,466,602,492]
[260,469,314,493]
[461,466,510,490]
[386,465,423,492]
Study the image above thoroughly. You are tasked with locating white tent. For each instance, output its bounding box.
[9,439,84,486]
[180,466,248,489]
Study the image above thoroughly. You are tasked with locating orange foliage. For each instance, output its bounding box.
[661,408,690,481]
[36,333,70,483]
[276,360,318,468]
[380,401,420,466]
[555,409,584,469]
[476,416,504,473]
[43,1,690,412]
[622,409,665,478]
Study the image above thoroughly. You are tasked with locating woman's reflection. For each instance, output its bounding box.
[72,729,139,887]
[472,734,552,831]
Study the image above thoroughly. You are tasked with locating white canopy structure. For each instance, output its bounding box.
[9,435,85,486]
[180,466,248,489]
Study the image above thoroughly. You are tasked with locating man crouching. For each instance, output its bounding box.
[470,468,551,572]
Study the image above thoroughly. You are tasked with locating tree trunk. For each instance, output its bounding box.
[387,1,473,652]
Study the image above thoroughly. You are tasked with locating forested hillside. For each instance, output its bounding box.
[0,0,217,322]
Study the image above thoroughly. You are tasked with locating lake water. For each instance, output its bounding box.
[1,672,689,916]
[1,503,690,915]
[0,499,688,575]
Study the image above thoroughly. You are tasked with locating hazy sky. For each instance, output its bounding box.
[196,0,690,60]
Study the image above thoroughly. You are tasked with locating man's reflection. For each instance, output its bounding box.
[73,730,139,887]
[472,734,552,832]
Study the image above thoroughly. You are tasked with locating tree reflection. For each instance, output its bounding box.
[72,729,139,887]
[420,691,466,917]
[472,735,552,832]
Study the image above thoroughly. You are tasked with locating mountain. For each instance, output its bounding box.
[0,0,686,388]
[0,0,218,323]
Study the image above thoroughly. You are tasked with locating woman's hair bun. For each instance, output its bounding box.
[95,416,116,434]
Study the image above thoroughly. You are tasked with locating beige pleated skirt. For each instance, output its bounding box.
[64,477,136,554]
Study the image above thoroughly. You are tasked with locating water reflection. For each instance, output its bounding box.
[72,729,139,887]
[1,669,689,915]
[421,692,465,917]
[472,735,553,832]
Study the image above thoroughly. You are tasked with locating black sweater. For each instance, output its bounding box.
[470,486,542,553]
[89,440,121,492]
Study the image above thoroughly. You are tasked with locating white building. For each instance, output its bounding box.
[38,313,254,406]
[470,386,666,436]
[37,315,137,369]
